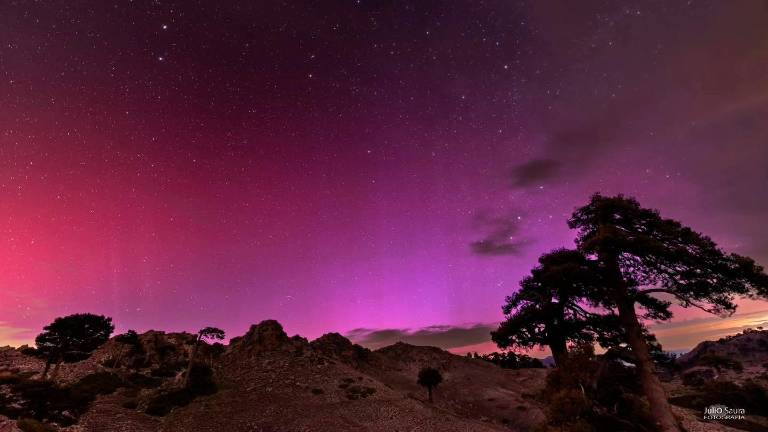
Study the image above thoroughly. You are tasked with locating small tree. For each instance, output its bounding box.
[492,249,606,366]
[183,327,225,387]
[417,367,443,402]
[35,313,114,380]
[569,194,768,432]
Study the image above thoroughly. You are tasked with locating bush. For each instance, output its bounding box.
[0,376,83,425]
[186,363,216,395]
[144,364,217,417]
[121,399,139,410]
[670,380,768,417]
[696,353,744,372]
[145,388,196,416]
[682,367,717,387]
[547,389,591,424]
[16,418,54,432]
[126,372,162,389]
[70,372,123,398]
[0,371,126,426]
[480,351,545,369]
[150,361,184,378]
[538,345,655,432]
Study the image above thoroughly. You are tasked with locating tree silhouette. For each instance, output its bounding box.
[568,194,768,432]
[492,249,606,366]
[35,313,114,380]
[183,327,225,387]
[112,330,140,368]
[417,367,443,402]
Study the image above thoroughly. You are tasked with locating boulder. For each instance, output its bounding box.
[681,366,717,387]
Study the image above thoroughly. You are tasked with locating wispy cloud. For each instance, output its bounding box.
[470,211,529,256]
[345,309,768,355]
[346,323,497,351]
[649,309,768,351]
[509,158,562,188]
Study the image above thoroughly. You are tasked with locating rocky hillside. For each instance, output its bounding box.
[0,320,548,432]
[665,329,768,432]
[676,328,768,384]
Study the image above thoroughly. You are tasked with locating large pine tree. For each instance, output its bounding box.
[568,194,768,432]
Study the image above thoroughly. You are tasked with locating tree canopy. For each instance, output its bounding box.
[417,366,443,402]
[492,249,607,365]
[35,313,114,379]
[35,313,114,363]
[566,194,768,432]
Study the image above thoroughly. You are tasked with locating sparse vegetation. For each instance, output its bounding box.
[16,418,55,432]
[479,351,544,369]
[110,329,142,368]
[696,353,744,372]
[345,385,376,400]
[417,367,443,403]
[536,344,656,432]
[183,327,225,387]
[145,363,217,416]
[0,371,120,426]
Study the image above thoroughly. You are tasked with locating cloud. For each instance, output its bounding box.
[470,211,529,256]
[648,309,768,351]
[345,309,768,355]
[346,323,496,350]
[509,158,562,188]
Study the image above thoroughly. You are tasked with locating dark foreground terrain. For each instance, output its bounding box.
[1,322,767,432]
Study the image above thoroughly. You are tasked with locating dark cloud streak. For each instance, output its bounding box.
[346,323,496,350]
[509,158,562,188]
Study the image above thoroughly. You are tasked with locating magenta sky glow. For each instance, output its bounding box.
[2,1,768,351]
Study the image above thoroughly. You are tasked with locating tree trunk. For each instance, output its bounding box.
[617,297,680,432]
[427,386,433,403]
[50,356,63,381]
[41,359,52,380]
[183,336,200,388]
[549,337,568,367]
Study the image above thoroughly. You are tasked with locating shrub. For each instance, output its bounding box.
[538,345,655,432]
[144,364,216,416]
[121,399,139,410]
[185,363,216,395]
[480,351,545,369]
[126,372,162,389]
[145,388,195,416]
[345,385,376,400]
[70,372,123,398]
[150,361,184,378]
[0,376,84,425]
[670,380,768,417]
[16,418,54,432]
[682,368,717,387]
[696,353,744,372]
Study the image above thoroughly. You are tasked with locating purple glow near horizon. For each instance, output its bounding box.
[1,1,767,350]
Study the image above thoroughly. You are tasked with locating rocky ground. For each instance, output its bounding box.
[666,329,768,432]
[1,323,767,431]
[0,321,547,431]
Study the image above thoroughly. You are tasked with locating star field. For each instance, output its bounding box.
[1,1,767,347]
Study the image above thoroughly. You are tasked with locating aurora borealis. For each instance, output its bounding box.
[2,1,768,351]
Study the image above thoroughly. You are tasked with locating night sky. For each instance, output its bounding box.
[2,1,768,351]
